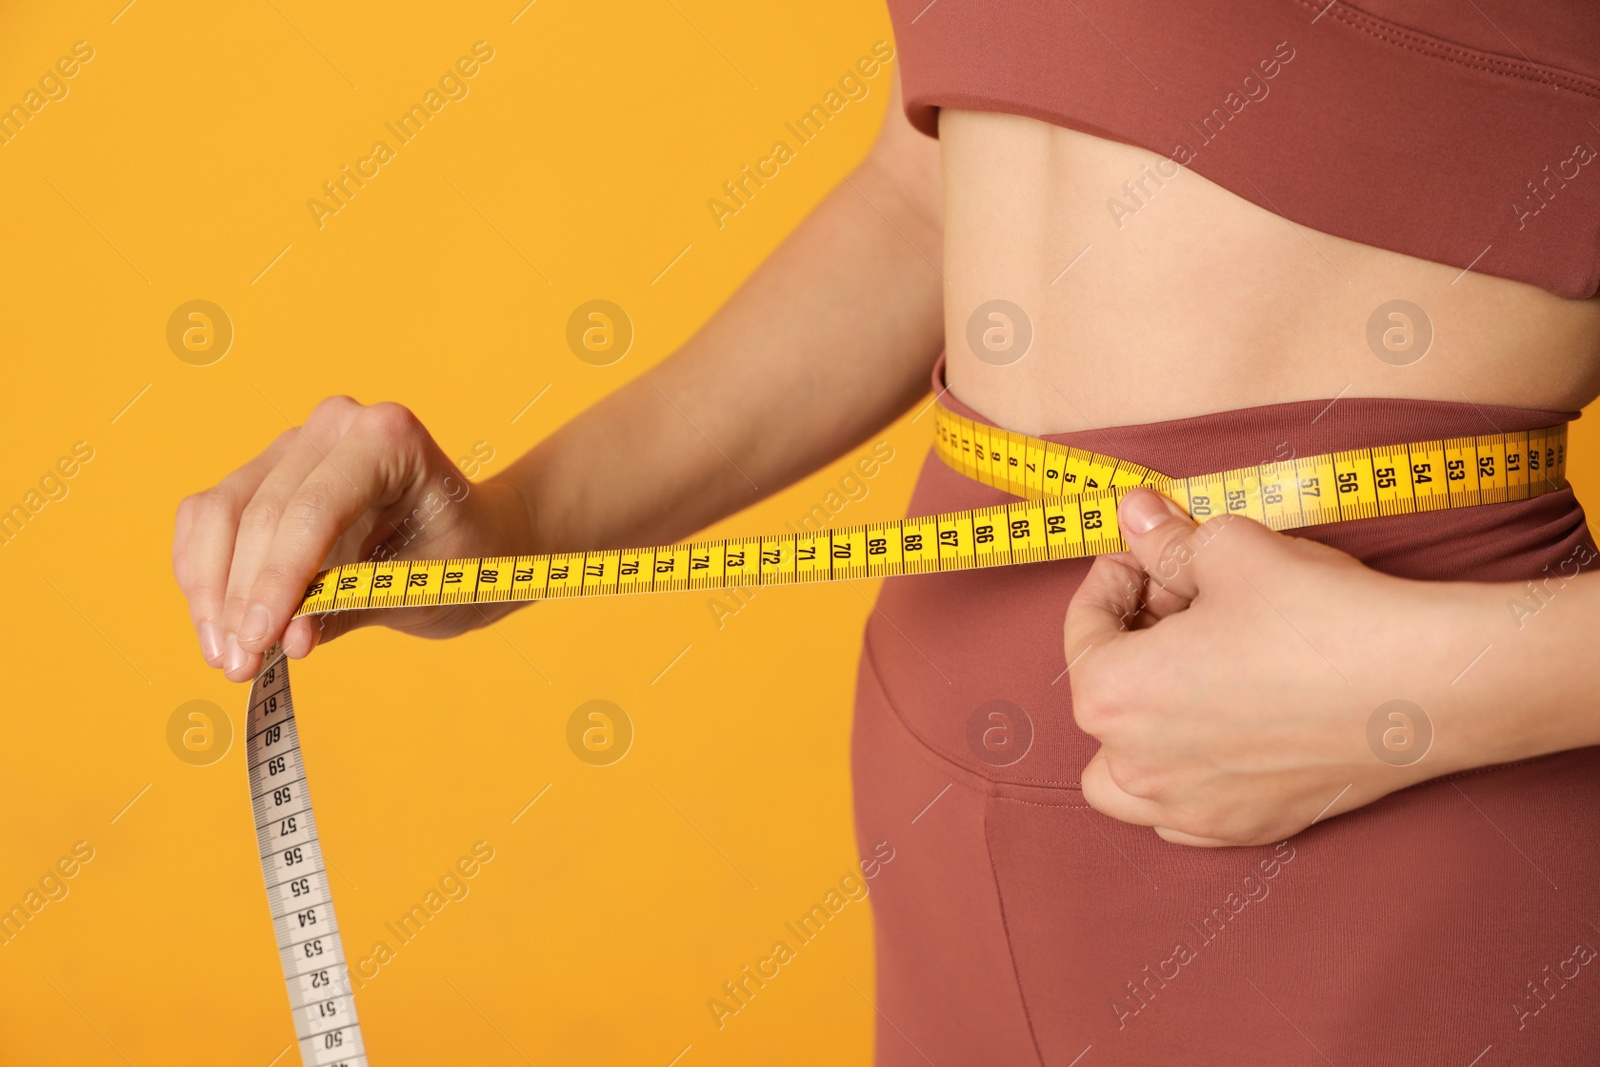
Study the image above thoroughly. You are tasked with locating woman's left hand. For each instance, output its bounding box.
[1064,487,1507,848]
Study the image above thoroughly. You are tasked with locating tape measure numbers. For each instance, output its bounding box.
[290,408,1570,613]
[248,651,367,1066]
[247,402,1568,1064]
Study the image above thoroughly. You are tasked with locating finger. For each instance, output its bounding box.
[1063,552,1143,665]
[281,616,320,659]
[282,609,375,658]
[1080,749,1165,828]
[221,398,364,628]
[237,403,425,655]
[218,434,342,679]
[219,404,364,680]
[1117,488,1203,602]
[1133,567,1190,625]
[1153,826,1237,848]
[284,517,393,656]
[294,606,379,651]
[1074,550,1183,627]
[171,494,195,586]
[174,433,294,666]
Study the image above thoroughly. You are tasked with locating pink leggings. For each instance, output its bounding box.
[852,356,1600,1065]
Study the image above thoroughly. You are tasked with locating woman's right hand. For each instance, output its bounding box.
[171,396,537,682]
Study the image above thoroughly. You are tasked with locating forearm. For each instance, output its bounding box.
[1423,560,1600,769]
[498,141,945,554]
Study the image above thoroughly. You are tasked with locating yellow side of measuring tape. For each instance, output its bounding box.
[252,401,1566,1065]
[291,405,1569,616]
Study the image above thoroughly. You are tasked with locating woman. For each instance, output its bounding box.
[173,3,1600,1063]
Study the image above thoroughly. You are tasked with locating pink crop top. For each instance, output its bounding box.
[883,0,1600,299]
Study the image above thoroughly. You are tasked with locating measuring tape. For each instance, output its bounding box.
[247,402,1568,1063]
[248,651,366,1065]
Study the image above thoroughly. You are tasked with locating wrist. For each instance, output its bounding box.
[1407,575,1595,776]
[481,469,547,556]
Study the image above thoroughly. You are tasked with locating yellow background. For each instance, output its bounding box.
[1,3,1596,1065]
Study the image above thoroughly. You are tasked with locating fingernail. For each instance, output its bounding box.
[239,602,270,645]
[223,633,249,677]
[1120,489,1171,536]
[199,622,223,664]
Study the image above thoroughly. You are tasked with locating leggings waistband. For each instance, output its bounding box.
[929,351,1579,480]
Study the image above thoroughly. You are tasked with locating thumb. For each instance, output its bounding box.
[1118,488,1203,602]
[278,609,361,660]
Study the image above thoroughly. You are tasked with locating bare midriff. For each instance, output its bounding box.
[939,109,1600,434]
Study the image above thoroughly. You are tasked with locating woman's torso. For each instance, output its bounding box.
[860,11,1600,1061]
[940,108,1600,433]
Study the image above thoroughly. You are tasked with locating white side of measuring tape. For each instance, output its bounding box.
[248,646,368,1066]
[241,406,1569,1062]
